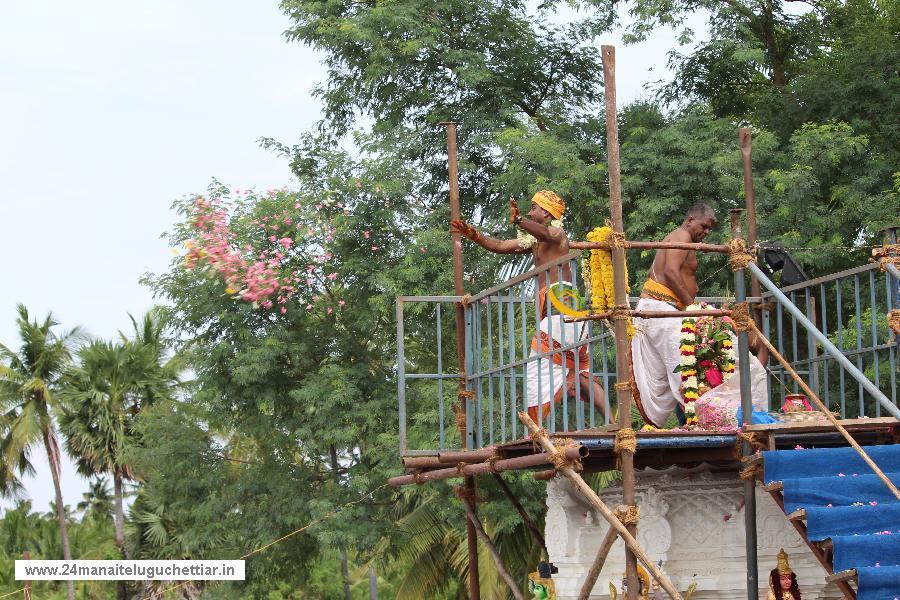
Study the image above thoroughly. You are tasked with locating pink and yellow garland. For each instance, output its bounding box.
[674,302,736,426]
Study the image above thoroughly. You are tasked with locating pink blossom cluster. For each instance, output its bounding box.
[183,193,347,315]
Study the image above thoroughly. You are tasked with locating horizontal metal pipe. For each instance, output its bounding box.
[438,448,497,464]
[748,262,900,419]
[396,295,464,302]
[533,469,557,481]
[577,435,739,450]
[390,446,587,486]
[402,456,445,469]
[568,309,732,323]
[571,240,730,253]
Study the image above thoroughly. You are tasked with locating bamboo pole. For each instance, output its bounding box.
[519,411,683,600]
[577,524,619,600]
[601,44,640,600]
[444,121,481,600]
[571,240,730,253]
[748,320,900,500]
[461,499,526,600]
[492,473,548,553]
[568,309,733,323]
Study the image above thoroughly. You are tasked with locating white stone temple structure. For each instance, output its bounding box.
[545,465,844,599]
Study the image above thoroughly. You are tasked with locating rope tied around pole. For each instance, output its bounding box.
[457,462,469,475]
[888,310,900,337]
[728,238,755,271]
[739,463,763,481]
[730,302,754,332]
[550,438,583,472]
[735,431,767,456]
[607,229,627,248]
[531,427,549,452]
[458,293,472,307]
[614,427,637,469]
[614,381,632,392]
[608,303,632,321]
[486,455,502,474]
[872,244,900,271]
[455,409,468,439]
[614,504,640,526]
[413,472,426,485]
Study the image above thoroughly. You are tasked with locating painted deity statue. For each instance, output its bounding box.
[767,548,802,600]
[528,564,556,600]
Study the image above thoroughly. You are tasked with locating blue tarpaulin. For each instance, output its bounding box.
[763,445,900,600]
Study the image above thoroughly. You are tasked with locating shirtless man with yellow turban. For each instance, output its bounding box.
[450,190,605,424]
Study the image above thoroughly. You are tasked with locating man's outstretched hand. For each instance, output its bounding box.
[509,198,520,225]
[450,220,479,241]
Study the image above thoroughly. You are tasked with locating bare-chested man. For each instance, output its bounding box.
[450,190,605,423]
[631,203,769,427]
[644,203,717,309]
[630,203,718,426]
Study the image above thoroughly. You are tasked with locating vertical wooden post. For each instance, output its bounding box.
[601,44,639,600]
[445,122,481,600]
[739,128,767,366]
[23,551,32,600]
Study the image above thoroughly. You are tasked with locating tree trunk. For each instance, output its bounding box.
[44,429,75,600]
[329,445,352,600]
[114,468,129,600]
[761,2,787,88]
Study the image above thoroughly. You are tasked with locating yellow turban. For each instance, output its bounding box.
[531,190,565,220]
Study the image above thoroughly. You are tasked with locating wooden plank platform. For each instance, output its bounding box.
[745,416,897,434]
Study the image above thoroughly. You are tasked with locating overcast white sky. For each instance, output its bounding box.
[0,2,704,514]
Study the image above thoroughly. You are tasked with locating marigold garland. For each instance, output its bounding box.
[585,225,633,337]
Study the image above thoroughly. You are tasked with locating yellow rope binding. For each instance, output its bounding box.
[728,238,755,271]
[614,427,637,470]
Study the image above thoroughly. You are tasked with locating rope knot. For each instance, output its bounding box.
[614,381,632,392]
[730,302,754,332]
[614,428,637,469]
[608,303,632,321]
[728,238,755,271]
[872,244,900,272]
[888,309,900,337]
[614,504,640,526]
[607,229,627,249]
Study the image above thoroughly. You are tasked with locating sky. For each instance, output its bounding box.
[0,2,705,513]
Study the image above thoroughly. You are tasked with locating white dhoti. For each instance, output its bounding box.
[630,297,769,427]
[525,315,589,424]
[630,297,685,427]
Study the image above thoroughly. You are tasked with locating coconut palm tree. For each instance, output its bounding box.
[61,340,137,562]
[60,309,181,599]
[0,303,80,600]
[77,477,114,522]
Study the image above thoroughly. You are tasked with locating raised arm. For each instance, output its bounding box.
[511,199,564,245]
[449,220,528,254]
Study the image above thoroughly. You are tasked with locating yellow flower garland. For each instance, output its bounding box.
[585,225,634,337]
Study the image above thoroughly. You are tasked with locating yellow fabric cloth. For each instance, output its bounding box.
[767,591,794,600]
[531,190,565,219]
[641,278,685,310]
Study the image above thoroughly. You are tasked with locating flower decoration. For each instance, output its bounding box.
[673,302,737,426]
[584,225,634,337]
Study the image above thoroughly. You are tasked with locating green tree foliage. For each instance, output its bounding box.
[0,501,118,600]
